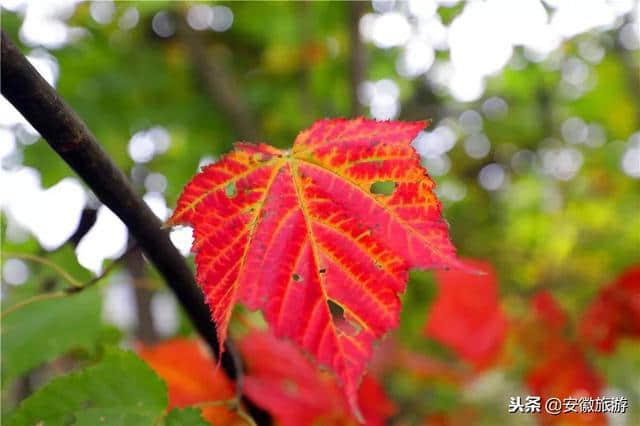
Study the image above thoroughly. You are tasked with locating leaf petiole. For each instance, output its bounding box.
[1,291,68,318]
[1,247,133,318]
[3,251,84,288]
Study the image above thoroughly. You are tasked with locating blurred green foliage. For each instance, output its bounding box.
[7,349,208,426]
[1,1,639,425]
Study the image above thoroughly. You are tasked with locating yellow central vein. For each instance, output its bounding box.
[289,157,350,372]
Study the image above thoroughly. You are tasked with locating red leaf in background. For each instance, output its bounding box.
[423,259,507,368]
[521,292,605,426]
[168,118,465,416]
[137,339,242,425]
[238,329,395,426]
[357,375,395,426]
[532,290,568,331]
[516,291,570,359]
[422,409,477,426]
[580,265,640,353]
[526,343,605,426]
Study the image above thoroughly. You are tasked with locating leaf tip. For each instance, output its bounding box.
[347,391,366,424]
[441,257,486,275]
[414,118,431,132]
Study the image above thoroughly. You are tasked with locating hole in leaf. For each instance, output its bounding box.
[282,378,298,396]
[345,319,362,336]
[327,300,363,337]
[318,268,326,274]
[292,273,302,282]
[370,180,396,196]
[253,153,272,163]
[225,182,237,198]
[327,299,344,320]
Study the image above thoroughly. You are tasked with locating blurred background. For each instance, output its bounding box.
[1,1,639,425]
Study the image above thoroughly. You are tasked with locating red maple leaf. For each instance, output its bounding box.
[532,290,568,331]
[423,259,507,368]
[168,118,463,416]
[580,265,640,353]
[526,343,605,426]
[238,329,395,426]
[520,292,605,426]
[515,291,571,359]
[137,339,242,425]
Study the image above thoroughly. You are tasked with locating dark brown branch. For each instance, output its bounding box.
[66,207,97,247]
[400,83,443,122]
[1,31,269,424]
[125,242,159,345]
[175,15,261,141]
[536,86,554,139]
[349,1,367,116]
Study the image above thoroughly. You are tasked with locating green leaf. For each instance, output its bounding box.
[7,350,168,426]
[1,286,102,387]
[164,408,209,426]
[67,409,157,426]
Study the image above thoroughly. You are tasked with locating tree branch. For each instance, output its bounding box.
[175,14,261,142]
[1,31,269,424]
[125,242,160,345]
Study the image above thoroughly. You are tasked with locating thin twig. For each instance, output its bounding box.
[3,252,83,288]
[86,247,127,286]
[1,249,127,319]
[1,291,68,318]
